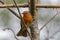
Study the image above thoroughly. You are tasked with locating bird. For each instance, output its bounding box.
[17,11,32,37]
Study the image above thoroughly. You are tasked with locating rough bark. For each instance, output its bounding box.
[29,0,40,40]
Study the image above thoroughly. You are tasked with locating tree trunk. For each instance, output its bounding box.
[29,0,40,40]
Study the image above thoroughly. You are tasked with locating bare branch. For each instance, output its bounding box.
[12,0,22,17]
[39,10,60,32]
[0,0,21,19]
[0,4,60,8]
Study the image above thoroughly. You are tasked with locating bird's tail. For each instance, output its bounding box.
[17,28,28,37]
[17,20,28,37]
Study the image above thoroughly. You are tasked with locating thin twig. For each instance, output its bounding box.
[13,0,31,38]
[12,0,22,18]
[3,28,19,40]
[0,0,21,19]
[39,10,60,32]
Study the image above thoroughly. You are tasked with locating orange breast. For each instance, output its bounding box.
[23,15,32,24]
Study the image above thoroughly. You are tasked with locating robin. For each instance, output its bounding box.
[17,11,32,37]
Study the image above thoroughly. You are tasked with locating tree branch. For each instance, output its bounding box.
[39,9,60,32]
[0,4,60,8]
[12,0,22,17]
[29,0,40,40]
[0,0,21,19]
